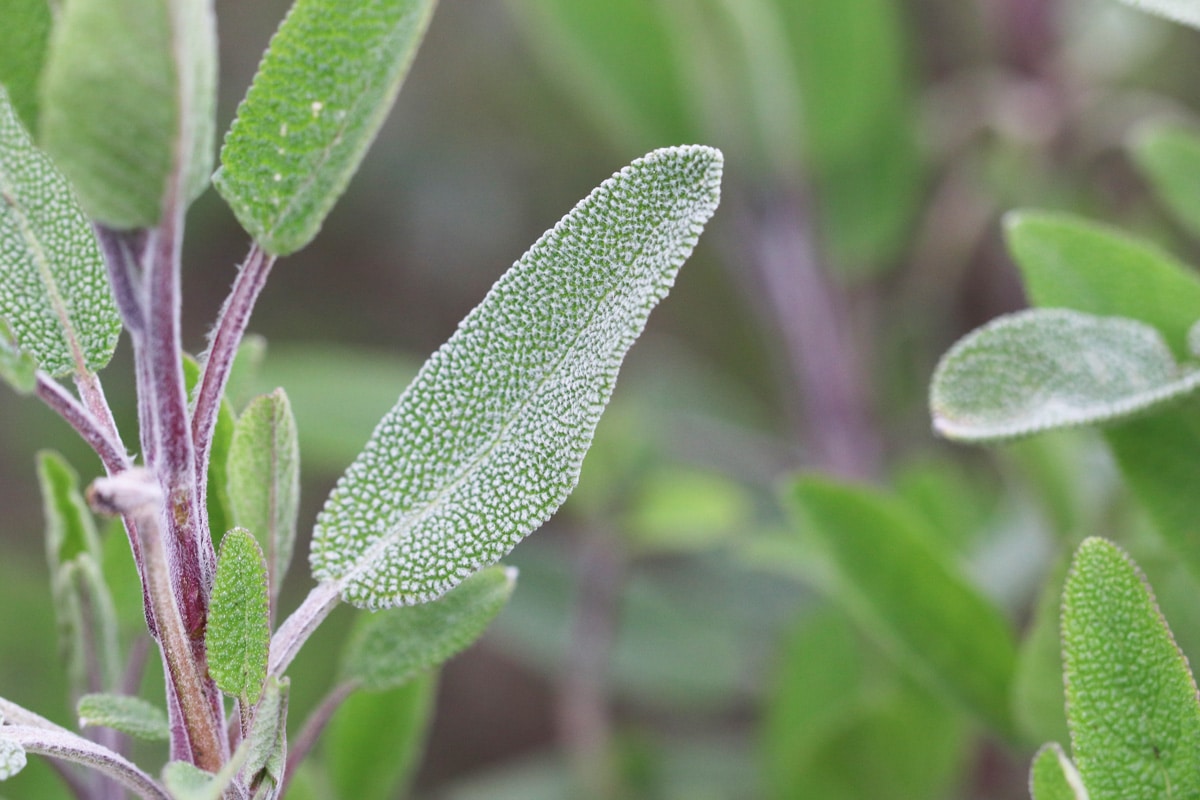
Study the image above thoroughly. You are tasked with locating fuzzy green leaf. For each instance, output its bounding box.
[1062,538,1200,799]
[0,0,52,135]
[243,676,288,795]
[206,528,270,704]
[38,0,216,227]
[77,694,169,742]
[0,735,25,780]
[341,566,515,691]
[930,308,1200,442]
[228,389,300,601]
[311,145,723,609]
[788,475,1017,734]
[1117,0,1200,28]
[1131,123,1200,239]
[161,755,242,800]
[214,0,436,255]
[0,87,122,377]
[1030,743,1088,800]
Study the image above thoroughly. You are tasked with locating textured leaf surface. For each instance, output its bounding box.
[77,694,168,742]
[0,87,121,376]
[38,0,215,226]
[214,0,436,255]
[206,529,270,704]
[1131,122,1200,238]
[1030,743,1088,800]
[1062,538,1200,799]
[242,676,288,794]
[1117,0,1200,28]
[930,308,1200,442]
[228,389,300,600]
[341,566,515,691]
[788,475,1017,734]
[0,734,25,780]
[311,145,723,609]
[326,674,436,800]
[0,0,51,134]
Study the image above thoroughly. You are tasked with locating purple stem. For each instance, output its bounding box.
[35,373,129,473]
[269,583,341,679]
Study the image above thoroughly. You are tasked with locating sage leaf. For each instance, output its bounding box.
[0,87,122,377]
[38,0,216,227]
[341,566,515,691]
[1030,743,1088,800]
[214,0,436,255]
[0,735,25,780]
[788,475,1017,734]
[1117,0,1200,28]
[76,694,169,742]
[162,755,243,800]
[0,0,52,134]
[206,528,270,704]
[1131,122,1200,239]
[311,145,723,609]
[228,389,300,601]
[0,319,36,394]
[931,308,1200,442]
[1062,538,1200,799]
[242,677,288,796]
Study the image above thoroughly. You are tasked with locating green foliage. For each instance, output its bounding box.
[0,736,25,780]
[38,0,215,226]
[242,676,289,797]
[1029,743,1086,800]
[0,0,51,134]
[206,529,270,705]
[311,145,724,609]
[1011,559,1070,747]
[1130,122,1200,238]
[76,694,169,742]
[930,308,1200,441]
[1061,538,1200,799]
[0,87,121,378]
[214,0,436,255]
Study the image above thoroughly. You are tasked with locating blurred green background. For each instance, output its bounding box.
[8,0,1200,796]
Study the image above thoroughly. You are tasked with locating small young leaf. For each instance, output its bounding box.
[242,677,289,796]
[788,475,1017,735]
[38,0,216,226]
[161,755,242,800]
[206,528,270,704]
[0,0,52,134]
[77,694,169,742]
[227,389,300,601]
[311,145,723,609]
[0,735,26,780]
[1030,743,1088,800]
[1131,122,1200,238]
[1116,0,1200,29]
[214,0,436,255]
[326,674,436,800]
[1062,538,1200,799]
[931,308,1200,442]
[341,566,515,692]
[0,86,122,377]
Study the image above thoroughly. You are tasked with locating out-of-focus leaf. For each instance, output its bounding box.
[1117,0,1200,28]
[623,467,753,553]
[761,608,863,798]
[226,334,268,412]
[76,694,168,742]
[243,676,288,796]
[930,308,1200,442]
[1007,211,1200,579]
[0,0,51,134]
[1030,743,1088,800]
[39,0,216,226]
[0,734,26,780]
[1062,538,1200,798]
[341,566,514,692]
[788,475,1017,735]
[1013,558,1071,746]
[206,529,270,704]
[100,518,145,641]
[311,146,723,610]
[184,355,235,545]
[325,674,436,800]
[0,319,36,394]
[1131,122,1200,238]
[893,457,994,553]
[0,87,122,377]
[228,389,300,603]
[214,0,436,255]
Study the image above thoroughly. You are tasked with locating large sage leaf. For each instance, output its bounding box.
[788,475,1017,735]
[0,87,121,378]
[0,0,51,134]
[1131,122,1200,239]
[1030,743,1087,800]
[206,528,270,704]
[214,0,436,255]
[930,308,1200,442]
[1117,0,1200,28]
[311,145,723,609]
[1062,538,1200,799]
[38,0,216,227]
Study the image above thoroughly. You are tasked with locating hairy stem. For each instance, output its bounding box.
[268,583,341,679]
[3,726,170,800]
[35,373,128,474]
